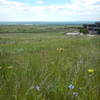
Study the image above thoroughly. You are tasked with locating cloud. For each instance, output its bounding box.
[0,0,100,21]
[37,0,44,4]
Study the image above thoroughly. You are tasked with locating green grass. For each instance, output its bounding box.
[0,33,100,100]
[0,25,81,33]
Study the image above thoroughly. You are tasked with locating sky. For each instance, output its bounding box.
[0,0,100,21]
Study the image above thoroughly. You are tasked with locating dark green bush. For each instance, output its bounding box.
[80,28,88,34]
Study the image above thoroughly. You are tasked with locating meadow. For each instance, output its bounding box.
[0,25,100,100]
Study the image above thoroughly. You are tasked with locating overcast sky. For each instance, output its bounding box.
[0,0,100,21]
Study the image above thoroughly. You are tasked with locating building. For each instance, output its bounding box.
[83,22,100,34]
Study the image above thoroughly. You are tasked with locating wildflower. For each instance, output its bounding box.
[35,85,40,91]
[73,92,78,96]
[7,66,13,69]
[56,48,64,52]
[68,84,75,90]
[56,48,59,51]
[88,69,94,73]
[59,48,64,52]
[27,85,40,92]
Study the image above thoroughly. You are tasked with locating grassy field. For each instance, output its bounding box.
[0,31,100,100]
[0,24,81,33]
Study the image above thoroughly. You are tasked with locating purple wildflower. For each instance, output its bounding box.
[68,84,75,90]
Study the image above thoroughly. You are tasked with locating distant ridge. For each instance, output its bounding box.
[0,21,95,25]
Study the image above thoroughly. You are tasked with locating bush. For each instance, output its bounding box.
[80,28,88,34]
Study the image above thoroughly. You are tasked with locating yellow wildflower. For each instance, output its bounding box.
[56,48,59,51]
[88,69,94,73]
[59,48,64,52]
[56,48,64,52]
[7,66,13,69]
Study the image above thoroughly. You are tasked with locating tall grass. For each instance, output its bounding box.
[0,33,100,100]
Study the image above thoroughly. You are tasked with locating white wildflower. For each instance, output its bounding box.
[35,85,40,91]
[73,92,78,96]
